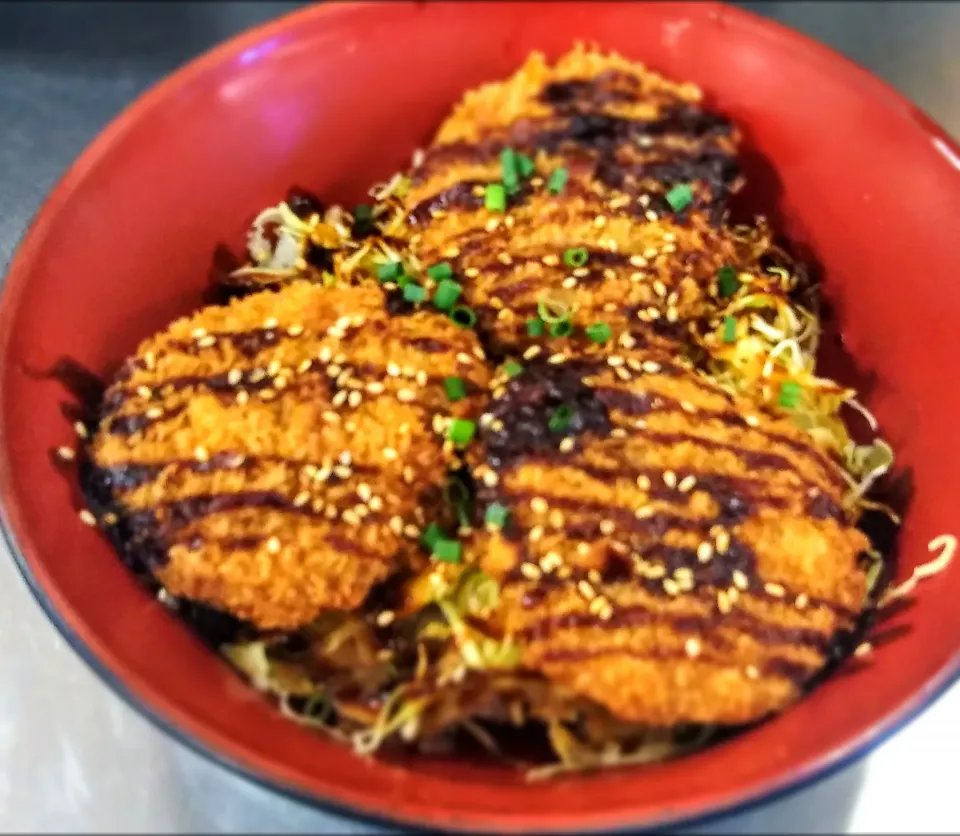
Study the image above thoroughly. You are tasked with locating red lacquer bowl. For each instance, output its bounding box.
[2,2,959,832]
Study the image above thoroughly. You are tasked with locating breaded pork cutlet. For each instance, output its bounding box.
[464,346,869,726]
[395,45,748,356]
[85,281,490,631]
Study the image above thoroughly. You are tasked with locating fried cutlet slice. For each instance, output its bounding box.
[463,344,868,726]
[394,45,747,356]
[87,281,490,631]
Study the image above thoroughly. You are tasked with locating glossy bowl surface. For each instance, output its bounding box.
[2,2,959,832]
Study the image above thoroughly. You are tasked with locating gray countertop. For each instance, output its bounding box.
[1,2,959,832]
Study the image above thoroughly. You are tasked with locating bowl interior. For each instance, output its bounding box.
[2,2,959,832]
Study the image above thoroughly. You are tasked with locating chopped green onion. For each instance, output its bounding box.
[550,319,574,338]
[377,261,402,282]
[526,317,545,337]
[563,247,589,268]
[722,315,737,343]
[537,292,574,324]
[485,183,506,212]
[444,476,473,528]
[717,266,739,298]
[778,380,802,409]
[547,167,569,194]
[353,204,372,222]
[450,305,478,329]
[432,538,462,563]
[421,523,444,551]
[500,147,520,193]
[395,273,413,289]
[433,279,462,311]
[585,322,612,343]
[504,361,524,378]
[444,376,467,402]
[665,183,693,212]
[427,262,453,282]
[485,502,509,528]
[448,418,477,446]
[517,153,536,178]
[403,283,426,303]
[548,404,575,432]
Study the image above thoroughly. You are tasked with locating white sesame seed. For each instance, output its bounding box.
[562,277,577,289]
[641,361,661,373]
[529,526,545,543]
[342,510,360,527]
[644,210,659,223]
[795,593,809,609]
[629,254,648,268]
[193,445,209,462]
[593,215,607,228]
[715,530,731,553]
[717,590,731,614]
[607,355,624,367]
[389,516,404,535]
[235,391,249,406]
[636,475,651,491]
[403,523,420,539]
[854,642,873,658]
[78,509,97,527]
[530,497,549,514]
[559,437,575,453]
[542,254,560,267]
[680,400,696,414]
[376,610,396,627]
[266,536,281,554]
[396,388,415,403]
[678,475,697,493]
[73,421,88,439]
[663,578,680,596]
[745,665,760,680]
[588,596,607,616]
[56,446,75,461]
[293,491,310,507]
[577,580,597,600]
[745,415,760,427]
[332,391,348,407]
[547,352,567,365]
[764,582,786,598]
[663,470,677,489]
[697,542,714,563]
[635,505,655,519]
[520,563,542,581]
[732,570,749,591]
[523,346,542,360]
[348,391,363,408]
[685,637,701,659]
[599,519,615,536]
